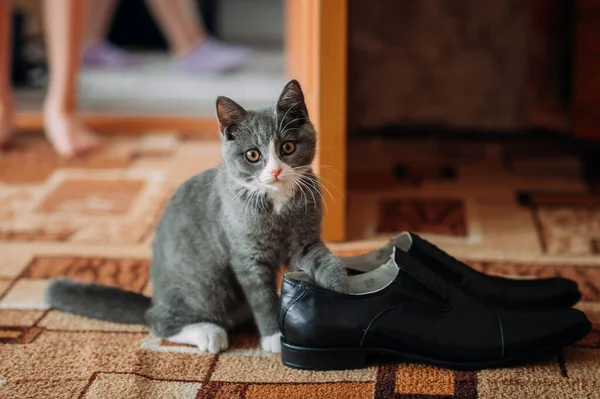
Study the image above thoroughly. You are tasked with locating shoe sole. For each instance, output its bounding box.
[281,321,592,371]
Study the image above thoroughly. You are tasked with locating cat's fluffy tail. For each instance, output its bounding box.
[45,278,151,325]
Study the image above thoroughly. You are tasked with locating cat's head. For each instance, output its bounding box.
[216,80,316,200]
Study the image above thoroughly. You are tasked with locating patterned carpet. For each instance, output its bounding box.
[1,133,599,398]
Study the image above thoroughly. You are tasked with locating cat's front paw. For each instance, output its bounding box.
[167,322,229,354]
[195,324,229,354]
[316,266,348,293]
[327,278,348,293]
[261,333,282,353]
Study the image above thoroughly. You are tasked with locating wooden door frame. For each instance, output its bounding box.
[285,0,348,242]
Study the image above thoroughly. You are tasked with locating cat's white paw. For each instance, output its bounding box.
[167,322,229,353]
[261,333,282,353]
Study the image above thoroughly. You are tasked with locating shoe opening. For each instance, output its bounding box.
[285,251,400,295]
[340,232,413,273]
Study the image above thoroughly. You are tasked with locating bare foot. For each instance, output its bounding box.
[0,98,14,149]
[43,104,102,157]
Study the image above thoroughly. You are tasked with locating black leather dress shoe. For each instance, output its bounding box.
[279,249,591,371]
[340,232,581,308]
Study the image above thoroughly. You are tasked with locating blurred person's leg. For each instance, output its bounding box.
[145,0,206,55]
[43,0,101,157]
[0,0,14,147]
[145,0,251,73]
[82,0,139,69]
[85,0,117,46]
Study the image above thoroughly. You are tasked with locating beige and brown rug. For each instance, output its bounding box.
[1,133,599,398]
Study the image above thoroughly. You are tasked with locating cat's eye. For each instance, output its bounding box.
[245,149,261,163]
[281,141,296,155]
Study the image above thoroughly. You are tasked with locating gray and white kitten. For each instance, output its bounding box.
[45,80,348,354]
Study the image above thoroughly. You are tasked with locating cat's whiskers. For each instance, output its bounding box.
[279,117,306,136]
[293,164,342,194]
[298,179,309,216]
[317,164,343,176]
[305,173,344,201]
[220,181,260,224]
[208,169,241,206]
[289,174,309,215]
[207,168,231,187]
[279,127,301,138]
[288,168,319,210]
[219,186,248,222]
[211,181,239,206]
[258,190,268,214]
[318,176,345,199]
[299,176,329,213]
[313,177,335,200]
[291,165,311,171]
[277,101,301,135]
[254,188,268,214]
[240,193,249,223]
[233,175,261,193]
[311,178,336,204]
[252,186,274,216]
[241,189,257,224]
[292,174,319,213]
[242,190,261,223]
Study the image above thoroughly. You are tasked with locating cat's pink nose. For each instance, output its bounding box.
[271,168,282,180]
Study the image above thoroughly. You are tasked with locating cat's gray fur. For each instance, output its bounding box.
[45,80,347,349]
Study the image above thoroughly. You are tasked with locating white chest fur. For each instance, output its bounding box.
[269,188,293,214]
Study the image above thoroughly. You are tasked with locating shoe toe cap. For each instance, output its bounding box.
[501,308,591,358]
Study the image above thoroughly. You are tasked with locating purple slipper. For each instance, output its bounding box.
[175,38,252,74]
[82,41,141,69]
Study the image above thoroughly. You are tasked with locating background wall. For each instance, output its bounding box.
[347,0,540,133]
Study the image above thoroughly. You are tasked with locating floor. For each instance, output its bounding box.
[15,48,286,116]
[0,133,599,398]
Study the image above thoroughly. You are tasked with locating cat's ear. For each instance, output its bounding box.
[216,96,247,139]
[276,79,309,121]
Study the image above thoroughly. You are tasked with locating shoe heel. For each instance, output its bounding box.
[281,340,367,370]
